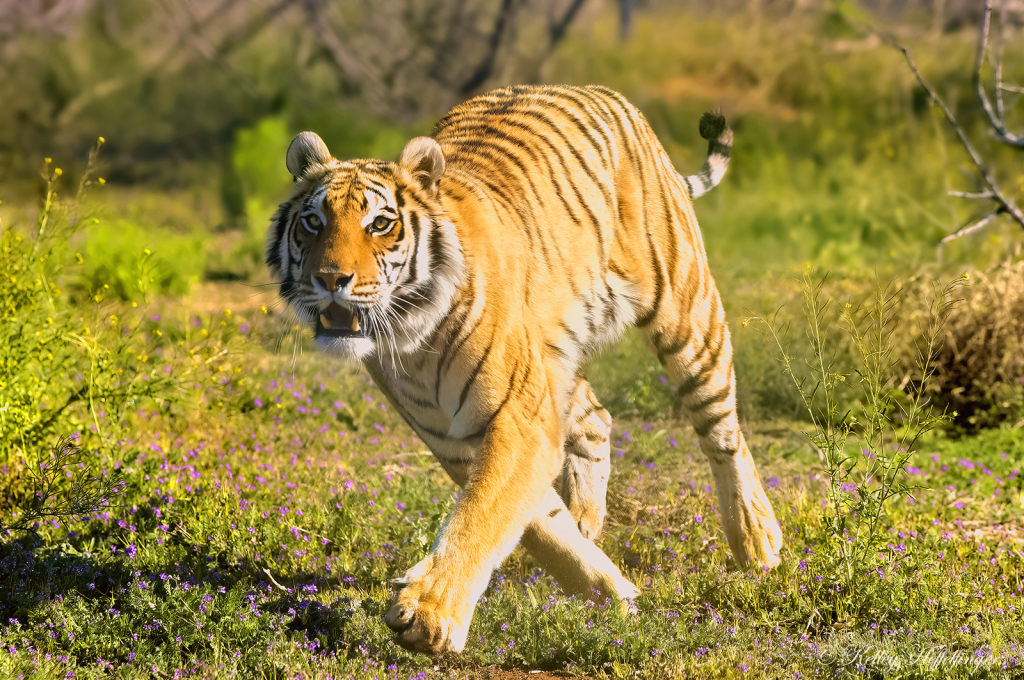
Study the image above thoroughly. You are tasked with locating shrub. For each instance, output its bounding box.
[81,219,207,301]
[0,144,237,500]
[903,261,1024,433]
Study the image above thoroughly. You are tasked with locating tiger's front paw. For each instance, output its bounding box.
[385,557,473,655]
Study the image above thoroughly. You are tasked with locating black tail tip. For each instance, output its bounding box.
[698,111,726,141]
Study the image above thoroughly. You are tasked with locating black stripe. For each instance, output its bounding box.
[558,321,581,348]
[524,100,607,169]
[426,221,450,281]
[528,380,548,421]
[544,342,569,361]
[406,210,420,282]
[446,119,585,254]
[435,292,479,398]
[409,419,453,441]
[387,222,405,253]
[688,383,733,414]
[677,325,728,398]
[265,207,289,272]
[574,404,597,423]
[365,185,390,204]
[394,385,440,410]
[708,140,731,156]
[510,108,603,189]
[656,325,692,364]
[635,231,665,328]
[693,410,731,439]
[446,141,547,264]
[486,356,522,429]
[559,87,617,154]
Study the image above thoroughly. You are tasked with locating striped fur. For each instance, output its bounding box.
[266,85,780,655]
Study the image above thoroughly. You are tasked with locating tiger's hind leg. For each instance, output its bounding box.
[520,487,638,608]
[644,287,782,568]
[558,380,612,541]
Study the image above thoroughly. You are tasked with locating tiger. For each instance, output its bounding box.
[266,84,782,655]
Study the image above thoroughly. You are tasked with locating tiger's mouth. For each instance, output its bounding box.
[316,302,364,338]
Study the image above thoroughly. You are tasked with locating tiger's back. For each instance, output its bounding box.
[413,85,725,422]
[267,85,778,656]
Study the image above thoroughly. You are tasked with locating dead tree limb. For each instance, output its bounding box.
[940,208,1006,245]
[975,0,1024,148]
[55,0,293,127]
[894,41,1024,240]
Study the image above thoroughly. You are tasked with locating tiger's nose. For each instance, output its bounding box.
[315,272,354,292]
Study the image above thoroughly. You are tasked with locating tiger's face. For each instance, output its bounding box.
[266,133,464,362]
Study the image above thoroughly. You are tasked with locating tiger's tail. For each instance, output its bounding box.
[681,111,732,199]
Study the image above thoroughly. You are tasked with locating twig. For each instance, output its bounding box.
[995,0,1005,122]
[261,568,291,592]
[843,4,1024,243]
[531,0,589,81]
[947,191,994,199]
[940,209,1006,244]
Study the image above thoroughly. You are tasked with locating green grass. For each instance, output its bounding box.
[1,308,1023,678]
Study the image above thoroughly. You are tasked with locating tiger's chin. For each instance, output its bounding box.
[314,334,375,361]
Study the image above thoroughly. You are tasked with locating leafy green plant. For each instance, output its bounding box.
[749,268,964,579]
[0,435,124,536]
[0,143,233,479]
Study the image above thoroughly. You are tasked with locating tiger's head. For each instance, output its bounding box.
[266,132,464,362]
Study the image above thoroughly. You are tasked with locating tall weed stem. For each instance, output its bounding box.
[749,267,964,579]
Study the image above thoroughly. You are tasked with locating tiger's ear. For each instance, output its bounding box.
[398,137,445,194]
[286,132,332,179]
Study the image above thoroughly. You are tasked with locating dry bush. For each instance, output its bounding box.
[902,261,1024,433]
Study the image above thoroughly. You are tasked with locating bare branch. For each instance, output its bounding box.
[161,0,261,97]
[877,35,1024,238]
[999,84,1024,94]
[939,210,1005,244]
[976,0,1024,148]
[56,0,294,127]
[995,0,1005,121]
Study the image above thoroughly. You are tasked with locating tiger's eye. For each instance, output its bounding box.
[307,215,321,228]
[372,215,391,231]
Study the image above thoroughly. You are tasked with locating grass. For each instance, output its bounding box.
[1,294,1023,678]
